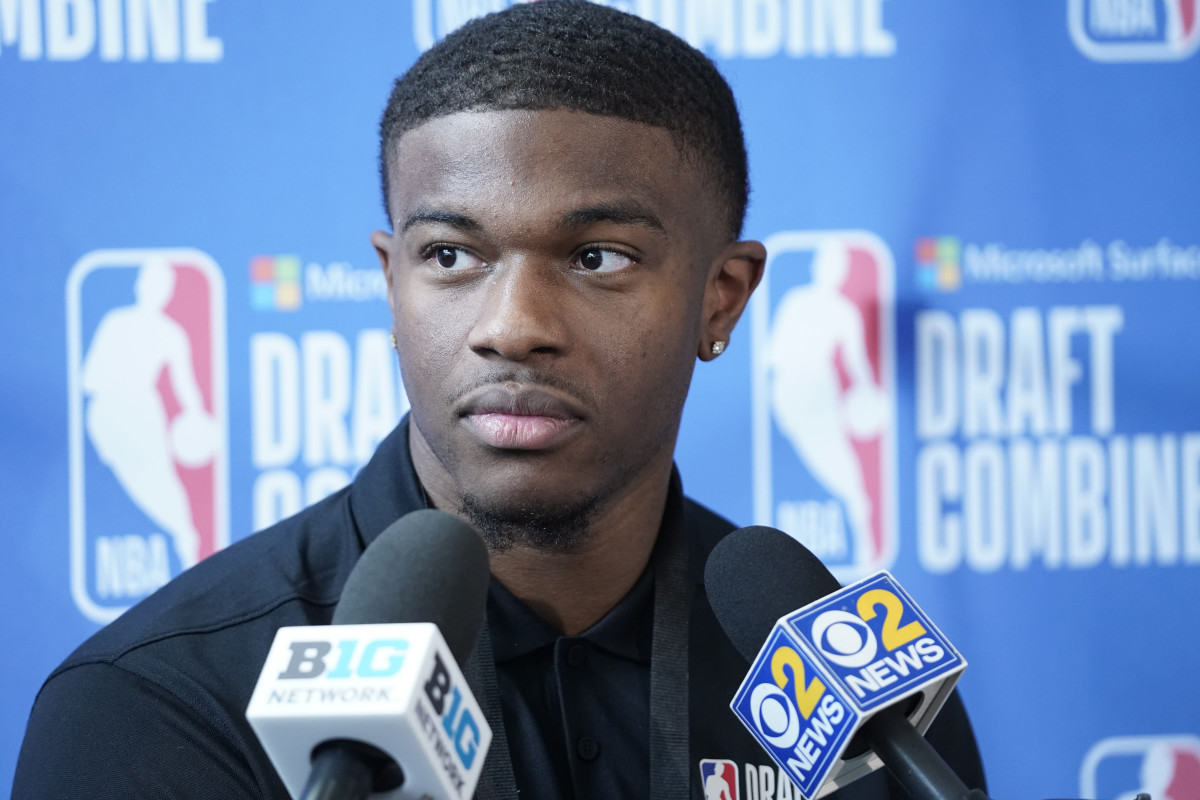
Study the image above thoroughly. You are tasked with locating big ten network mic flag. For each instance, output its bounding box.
[248,510,494,800]
[2,3,1198,799]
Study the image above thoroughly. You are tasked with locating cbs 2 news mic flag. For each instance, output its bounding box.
[731,573,965,800]
[247,622,492,800]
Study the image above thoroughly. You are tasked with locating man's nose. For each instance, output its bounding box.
[466,258,570,361]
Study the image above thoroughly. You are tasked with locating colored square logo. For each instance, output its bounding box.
[250,255,303,311]
[914,236,960,292]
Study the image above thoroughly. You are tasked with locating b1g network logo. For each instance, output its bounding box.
[1069,0,1200,61]
[1081,735,1200,800]
[751,231,897,582]
[66,249,229,623]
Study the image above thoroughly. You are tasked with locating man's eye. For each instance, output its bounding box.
[576,248,636,273]
[430,247,483,270]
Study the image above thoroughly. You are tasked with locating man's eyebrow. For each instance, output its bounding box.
[559,202,666,233]
[401,208,483,233]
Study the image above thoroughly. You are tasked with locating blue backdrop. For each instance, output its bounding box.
[3,1,1199,798]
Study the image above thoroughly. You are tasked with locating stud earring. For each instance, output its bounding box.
[711,340,727,356]
[390,333,398,350]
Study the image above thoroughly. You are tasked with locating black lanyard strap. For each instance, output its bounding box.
[649,497,691,800]
[464,625,520,800]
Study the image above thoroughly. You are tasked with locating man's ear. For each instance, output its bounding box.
[698,239,767,360]
[371,229,396,314]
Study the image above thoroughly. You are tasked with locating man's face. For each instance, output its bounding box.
[373,109,759,548]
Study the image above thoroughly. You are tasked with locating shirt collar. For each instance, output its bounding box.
[487,473,686,665]
[487,563,655,664]
[347,415,429,550]
[348,414,684,666]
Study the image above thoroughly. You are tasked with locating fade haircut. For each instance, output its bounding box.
[379,0,749,239]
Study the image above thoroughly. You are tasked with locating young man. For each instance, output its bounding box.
[14,4,985,798]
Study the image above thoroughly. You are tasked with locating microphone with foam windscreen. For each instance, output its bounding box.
[247,509,492,800]
[707,526,990,800]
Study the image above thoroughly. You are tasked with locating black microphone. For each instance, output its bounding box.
[332,509,490,652]
[706,526,990,800]
[247,509,492,800]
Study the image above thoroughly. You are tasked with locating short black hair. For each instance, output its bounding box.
[379,0,749,239]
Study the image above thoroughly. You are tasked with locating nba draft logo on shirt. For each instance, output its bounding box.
[1069,0,1200,61]
[699,759,739,800]
[751,231,897,582]
[1081,735,1200,800]
[66,249,229,623]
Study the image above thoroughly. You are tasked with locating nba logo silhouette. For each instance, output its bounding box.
[1069,0,1200,61]
[751,231,897,582]
[1081,735,1200,800]
[66,249,229,623]
[699,759,739,800]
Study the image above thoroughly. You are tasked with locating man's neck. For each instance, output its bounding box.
[485,475,669,635]
[408,424,674,636]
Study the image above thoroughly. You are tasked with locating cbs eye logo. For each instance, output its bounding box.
[810,588,929,667]
[812,611,878,667]
[750,683,802,748]
[747,638,846,751]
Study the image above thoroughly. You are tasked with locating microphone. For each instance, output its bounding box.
[706,526,987,800]
[247,509,493,800]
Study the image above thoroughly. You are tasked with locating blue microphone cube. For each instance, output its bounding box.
[731,572,967,799]
[731,625,861,799]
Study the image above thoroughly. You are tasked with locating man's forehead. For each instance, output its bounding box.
[384,108,711,232]
[389,108,682,168]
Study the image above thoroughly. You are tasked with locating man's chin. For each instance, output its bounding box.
[458,491,600,553]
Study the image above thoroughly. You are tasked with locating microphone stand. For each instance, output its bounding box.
[864,709,992,800]
[299,740,404,800]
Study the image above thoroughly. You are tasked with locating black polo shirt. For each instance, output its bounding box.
[13,419,986,799]
[492,564,655,799]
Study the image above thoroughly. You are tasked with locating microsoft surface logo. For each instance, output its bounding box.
[250,255,302,311]
[914,237,960,291]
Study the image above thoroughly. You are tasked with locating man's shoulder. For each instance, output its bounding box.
[16,426,425,799]
[57,486,360,678]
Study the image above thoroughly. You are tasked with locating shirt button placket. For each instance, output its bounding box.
[557,637,601,797]
[565,643,597,764]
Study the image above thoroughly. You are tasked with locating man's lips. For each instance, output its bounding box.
[458,385,585,450]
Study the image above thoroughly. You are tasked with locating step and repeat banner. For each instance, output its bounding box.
[2,1,1197,797]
